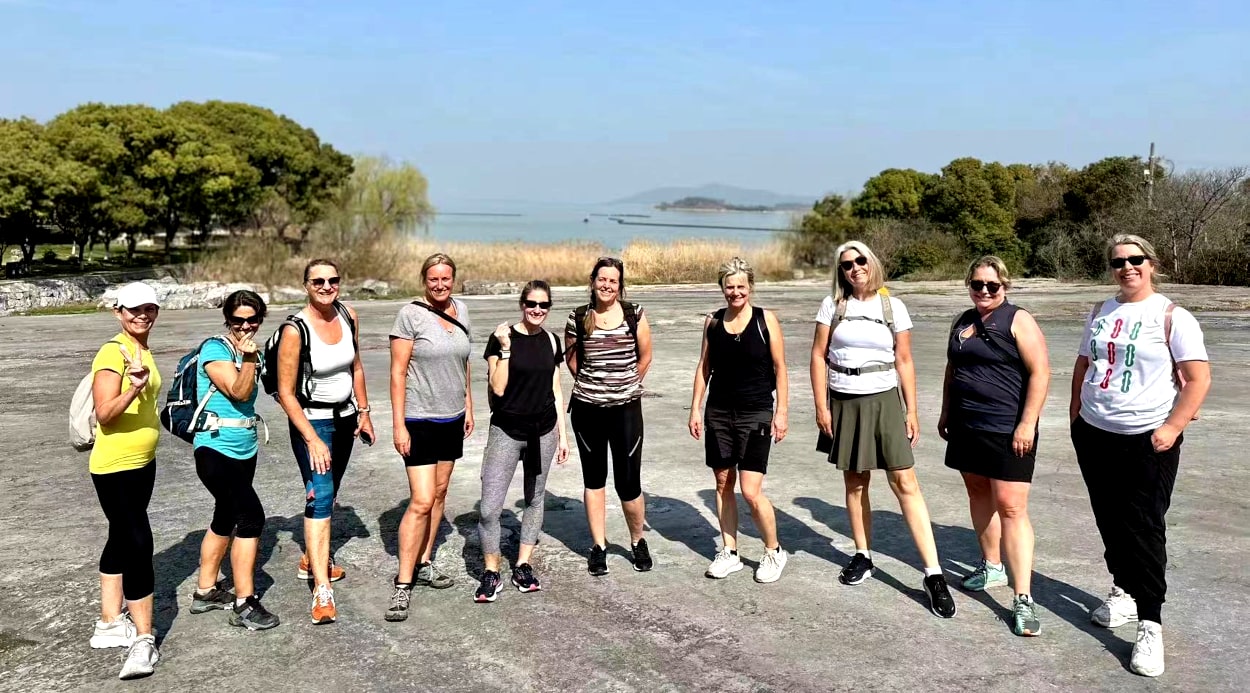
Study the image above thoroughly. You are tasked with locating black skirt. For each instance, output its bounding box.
[944,425,1037,483]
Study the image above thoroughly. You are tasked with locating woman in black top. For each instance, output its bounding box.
[938,256,1050,636]
[689,258,790,583]
[473,280,570,602]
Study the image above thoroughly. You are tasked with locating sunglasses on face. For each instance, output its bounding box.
[1109,255,1147,269]
[522,300,553,310]
[969,280,1002,294]
[839,256,869,272]
[228,316,263,327]
[310,276,341,288]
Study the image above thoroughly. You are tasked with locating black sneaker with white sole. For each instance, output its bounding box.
[474,571,503,603]
[631,539,653,572]
[228,595,280,630]
[588,545,609,576]
[190,584,235,614]
[839,554,874,585]
[511,563,541,593]
[923,574,957,619]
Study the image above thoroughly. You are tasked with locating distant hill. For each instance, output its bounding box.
[609,184,814,207]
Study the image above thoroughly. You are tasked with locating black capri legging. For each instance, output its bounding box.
[194,447,265,539]
[571,398,644,501]
[91,462,156,601]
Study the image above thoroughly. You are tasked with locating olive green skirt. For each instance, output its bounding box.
[823,388,915,472]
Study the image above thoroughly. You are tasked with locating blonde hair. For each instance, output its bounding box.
[965,255,1013,290]
[1106,234,1165,285]
[832,241,886,303]
[717,257,755,289]
[421,253,457,280]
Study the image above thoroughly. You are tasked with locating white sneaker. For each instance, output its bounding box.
[754,548,788,584]
[1130,620,1165,677]
[89,613,136,649]
[705,548,744,579]
[118,634,159,680]
[1091,585,1138,628]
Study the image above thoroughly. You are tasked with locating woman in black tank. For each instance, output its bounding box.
[689,257,790,583]
[938,256,1050,637]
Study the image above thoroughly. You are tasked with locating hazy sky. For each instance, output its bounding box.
[2,0,1248,204]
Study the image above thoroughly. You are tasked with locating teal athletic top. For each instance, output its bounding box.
[193,338,261,459]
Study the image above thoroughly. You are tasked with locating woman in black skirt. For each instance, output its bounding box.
[938,256,1050,637]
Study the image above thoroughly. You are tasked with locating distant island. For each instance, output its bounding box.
[656,196,809,212]
[609,183,814,207]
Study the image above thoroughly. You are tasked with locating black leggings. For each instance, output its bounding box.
[571,398,644,501]
[194,447,265,539]
[91,462,156,601]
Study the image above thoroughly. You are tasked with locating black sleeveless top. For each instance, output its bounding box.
[706,307,776,411]
[947,302,1026,434]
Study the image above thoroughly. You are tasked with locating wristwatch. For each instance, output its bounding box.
[357,406,371,414]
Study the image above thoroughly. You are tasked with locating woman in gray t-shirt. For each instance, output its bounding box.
[384,253,473,622]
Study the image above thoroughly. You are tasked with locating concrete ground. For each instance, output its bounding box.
[1,279,1247,692]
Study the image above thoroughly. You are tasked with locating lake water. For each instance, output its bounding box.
[425,201,799,249]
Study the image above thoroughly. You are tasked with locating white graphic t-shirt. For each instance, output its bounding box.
[815,294,913,395]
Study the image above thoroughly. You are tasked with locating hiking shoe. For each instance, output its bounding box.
[228,595,280,631]
[297,554,345,582]
[631,539,653,572]
[190,583,235,614]
[1130,621,1165,677]
[89,613,136,649]
[1091,585,1138,628]
[511,563,542,593]
[961,559,1009,591]
[754,547,788,584]
[923,574,957,618]
[415,562,455,589]
[838,554,874,586]
[588,545,609,576]
[474,571,503,603]
[1011,594,1041,636]
[310,584,336,624]
[705,548,744,579]
[385,580,414,622]
[118,634,159,680]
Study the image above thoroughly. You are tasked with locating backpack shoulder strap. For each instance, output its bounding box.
[1164,302,1177,364]
[622,301,639,335]
[1087,300,1106,325]
[878,289,895,333]
[833,298,847,326]
[547,329,560,358]
[409,299,469,336]
[707,308,726,337]
[754,307,770,344]
[334,300,358,344]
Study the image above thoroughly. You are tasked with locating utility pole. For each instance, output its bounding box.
[1145,141,1156,209]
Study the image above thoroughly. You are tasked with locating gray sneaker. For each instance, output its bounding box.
[1011,594,1041,636]
[228,595,280,631]
[190,584,235,614]
[415,562,455,589]
[961,559,1009,591]
[118,634,159,680]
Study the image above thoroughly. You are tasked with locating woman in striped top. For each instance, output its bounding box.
[565,257,654,576]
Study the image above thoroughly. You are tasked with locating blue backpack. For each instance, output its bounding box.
[160,337,234,444]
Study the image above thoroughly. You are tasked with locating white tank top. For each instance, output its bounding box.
[302,310,357,420]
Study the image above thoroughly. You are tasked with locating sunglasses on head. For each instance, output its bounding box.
[839,256,869,272]
[310,276,341,288]
[227,315,263,327]
[969,280,1002,294]
[1109,255,1147,269]
[522,300,553,310]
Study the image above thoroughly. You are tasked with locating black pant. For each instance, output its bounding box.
[194,447,265,539]
[91,462,156,601]
[1072,416,1181,624]
[571,398,644,501]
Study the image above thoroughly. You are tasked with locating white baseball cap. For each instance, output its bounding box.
[114,282,161,309]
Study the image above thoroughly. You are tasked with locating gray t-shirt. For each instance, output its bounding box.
[389,298,473,420]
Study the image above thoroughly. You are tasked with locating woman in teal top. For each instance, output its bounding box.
[188,290,279,631]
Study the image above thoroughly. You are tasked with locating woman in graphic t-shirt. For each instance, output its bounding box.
[809,241,955,619]
[1070,234,1210,678]
[472,280,570,603]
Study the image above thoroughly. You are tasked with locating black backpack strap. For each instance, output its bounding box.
[411,299,469,336]
[754,307,770,344]
[622,301,641,358]
[706,308,726,338]
[971,306,1024,370]
[333,300,358,347]
[573,304,590,370]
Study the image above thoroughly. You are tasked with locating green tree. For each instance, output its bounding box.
[923,157,1025,266]
[1063,156,1147,222]
[0,118,63,266]
[851,168,936,219]
[785,194,863,267]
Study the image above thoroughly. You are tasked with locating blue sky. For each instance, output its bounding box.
[2,0,1248,204]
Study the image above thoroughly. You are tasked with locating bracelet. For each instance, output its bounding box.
[499,350,511,360]
[357,406,371,413]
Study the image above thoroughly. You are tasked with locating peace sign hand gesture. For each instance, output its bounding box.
[118,343,151,391]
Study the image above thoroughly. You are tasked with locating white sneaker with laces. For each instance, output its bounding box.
[705,548,744,579]
[89,613,136,649]
[754,548,788,584]
[1091,585,1138,628]
[118,634,159,680]
[1130,620,1165,677]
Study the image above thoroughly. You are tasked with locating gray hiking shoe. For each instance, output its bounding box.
[415,562,455,589]
[1011,594,1041,636]
[190,583,235,614]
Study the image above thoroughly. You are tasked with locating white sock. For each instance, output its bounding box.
[235,597,249,607]
[923,566,943,577]
[987,560,1004,571]
[856,549,872,560]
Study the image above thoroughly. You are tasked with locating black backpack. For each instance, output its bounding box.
[572,301,640,370]
[261,301,357,407]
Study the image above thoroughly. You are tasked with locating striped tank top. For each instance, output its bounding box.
[565,307,644,406]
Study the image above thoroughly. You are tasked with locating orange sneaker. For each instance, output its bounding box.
[298,554,345,582]
[310,584,336,625]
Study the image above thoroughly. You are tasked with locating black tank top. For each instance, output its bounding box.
[706,307,776,411]
[947,302,1026,434]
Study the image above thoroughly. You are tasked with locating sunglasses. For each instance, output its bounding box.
[969,280,1002,294]
[522,300,553,310]
[1109,255,1147,269]
[839,256,869,272]
[227,316,263,327]
[310,276,341,288]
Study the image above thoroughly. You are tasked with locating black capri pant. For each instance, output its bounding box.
[194,447,265,539]
[91,462,156,601]
[571,398,644,501]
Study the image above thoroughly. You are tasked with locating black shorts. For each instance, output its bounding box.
[944,425,1037,483]
[403,415,465,466]
[704,407,773,475]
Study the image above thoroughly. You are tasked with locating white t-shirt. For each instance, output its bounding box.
[1078,293,1207,435]
[815,294,913,395]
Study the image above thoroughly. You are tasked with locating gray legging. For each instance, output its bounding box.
[478,424,558,556]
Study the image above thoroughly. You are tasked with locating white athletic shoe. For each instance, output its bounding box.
[1091,585,1138,628]
[754,548,788,584]
[1130,621,1165,677]
[89,613,136,649]
[118,634,159,680]
[705,548,744,579]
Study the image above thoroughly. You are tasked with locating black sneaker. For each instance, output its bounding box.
[587,545,609,576]
[923,574,957,619]
[385,579,413,622]
[474,571,503,603]
[228,595,280,630]
[190,583,235,614]
[838,554,874,585]
[511,563,542,593]
[631,539,653,572]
